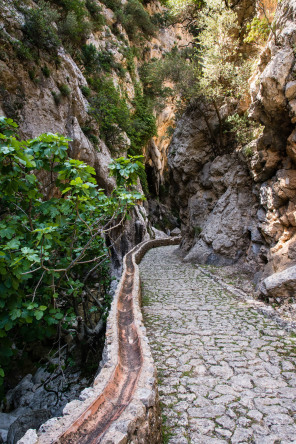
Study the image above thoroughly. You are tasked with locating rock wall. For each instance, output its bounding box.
[168,106,262,271]
[248,0,296,280]
[168,0,296,293]
[0,0,189,256]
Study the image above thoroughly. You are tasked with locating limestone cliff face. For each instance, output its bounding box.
[0,0,189,261]
[248,0,296,278]
[168,0,296,288]
[168,106,262,271]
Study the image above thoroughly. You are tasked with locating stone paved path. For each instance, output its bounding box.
[139,246,296,444]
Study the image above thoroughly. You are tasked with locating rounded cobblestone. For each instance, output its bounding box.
[139,246,296,443]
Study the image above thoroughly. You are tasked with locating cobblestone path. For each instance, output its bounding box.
[139,246,296,444]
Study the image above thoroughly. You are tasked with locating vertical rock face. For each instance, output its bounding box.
[0,0,189,262]
[168,107,261,270]
[248,0,296,278]
[168,0,296,287]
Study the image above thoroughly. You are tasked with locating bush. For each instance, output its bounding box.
[244,17,271,44]
[59,84,71,96]
[225,113,263,147]
[81,43,99,73]
[59,11,92,47]
[81,85,91,97]
[115,0,156,41]
[89,77,131,148]
[128,84,157,156]
[13,41,34,61]
[81,44,116,74]
[41,65,51,77]
[55,0,87,19]
[0,116,144,388]
[51,90,61,105]
[85,0,105,29]
[23,1,61,52]
[101,0,122,11]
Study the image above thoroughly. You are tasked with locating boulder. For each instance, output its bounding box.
[170,227,181,237]
[259,265,296,300]
[7,410,51,444]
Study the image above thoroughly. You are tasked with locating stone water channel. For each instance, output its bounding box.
[139,245,296,444]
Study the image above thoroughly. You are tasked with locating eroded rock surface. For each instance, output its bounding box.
[167,0,296,294]
[140,246,296,443]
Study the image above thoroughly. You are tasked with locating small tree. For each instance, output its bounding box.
[0,117,144,386]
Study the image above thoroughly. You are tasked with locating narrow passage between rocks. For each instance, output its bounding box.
[139,246,296,444]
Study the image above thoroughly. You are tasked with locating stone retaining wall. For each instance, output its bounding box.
[18,236,180,444]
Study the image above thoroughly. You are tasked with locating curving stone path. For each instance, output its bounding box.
[139,246,296,444]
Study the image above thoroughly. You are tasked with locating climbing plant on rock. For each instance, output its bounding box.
[0,117,144,387]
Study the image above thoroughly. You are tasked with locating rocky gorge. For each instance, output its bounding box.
[1,0,296,442]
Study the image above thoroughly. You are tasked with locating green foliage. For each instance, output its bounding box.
[151,10,175,27]
[81,85,91,97]
[85,0,105,29]
[81,44,115,74]
[128,84,157,156]
[121,0,157,40]
[243,144,254,158]
[87,77,155,193]
[123,47,137,78]
[102,0,156,41]
[194,226,202,236]
[60,11,92,48]
[20,0,106,57]
[225,113,263,147]
[244,17,271,44]
[51,91,61,105]
[13,41,34,61]
[101,0,121,10]
[109,155,145,187]
[41,65,51,78]
[88,77,131,150]
[23,1,61,52]
[140,47,200,115]
[0,117,144,386]
[58,84,71,97]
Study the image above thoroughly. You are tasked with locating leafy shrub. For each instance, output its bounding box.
[59,10,92,48]
[41,65,51,77]
[243,144,254,158]
[81,85,91,97]
[128,84,157,156]
[88,134,99,146]
[0,116,144,387]
[28,69,36,82]
[151,11,174,27]
[89,77,131,147]
[119,0,157,40]
[85,0,105,29]
[101,0,122,11]
[81,44,116,74]
[123,47,136,78]
[23,1,61,52]
[59,84,71,96]
[225,113,263,147]
[13,41,34,61]
[244,17,271,44]
[54,0,87,19]
[81,43,99,73]
[51,90,61,105]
